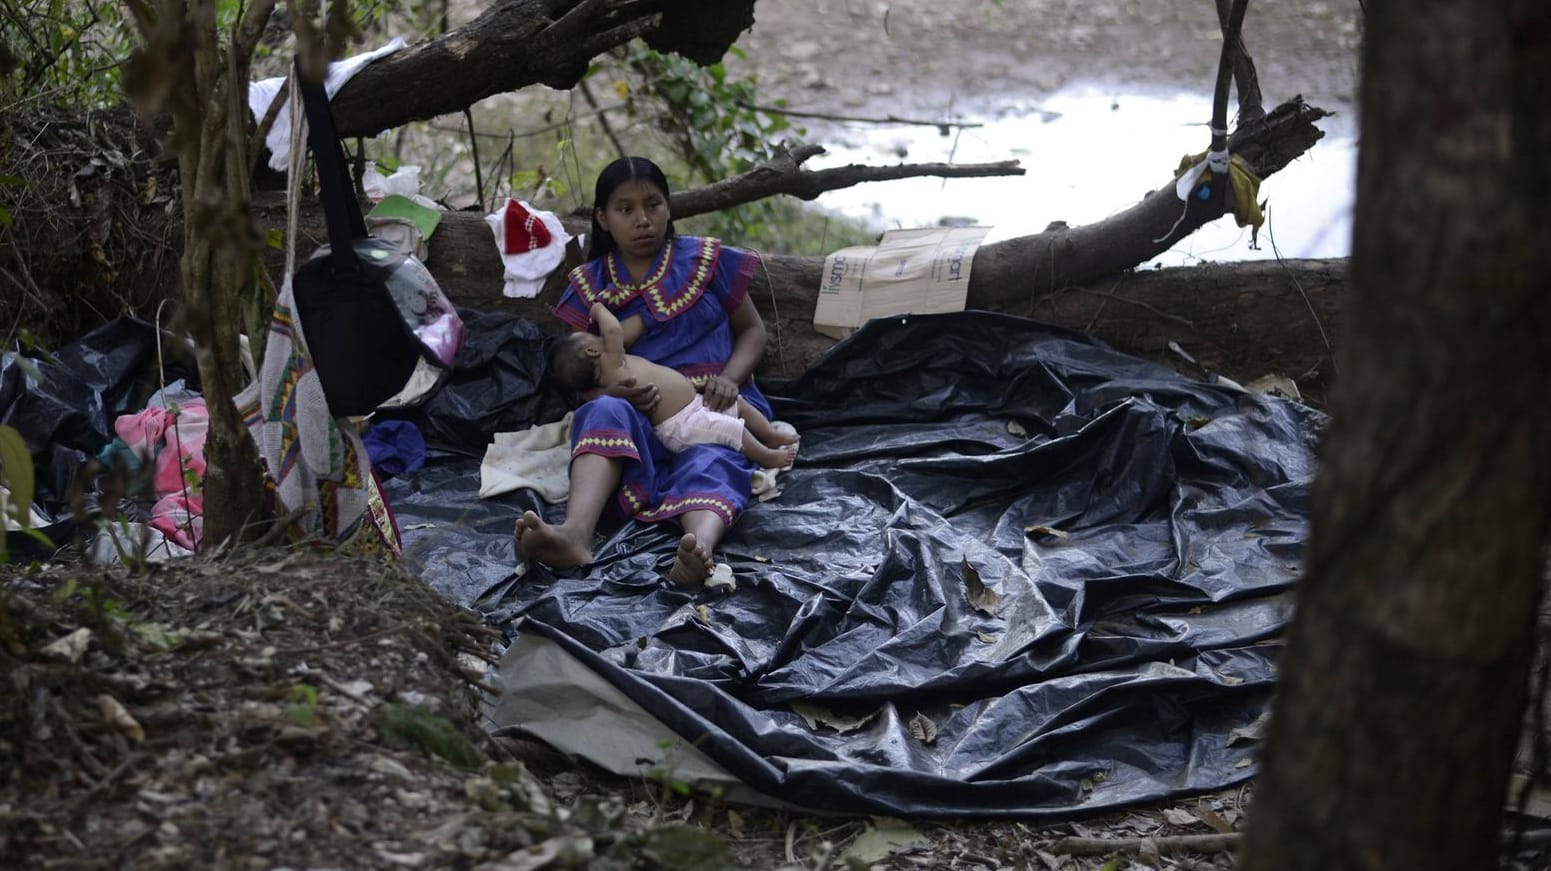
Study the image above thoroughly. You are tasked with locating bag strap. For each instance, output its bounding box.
[296,61,366,274]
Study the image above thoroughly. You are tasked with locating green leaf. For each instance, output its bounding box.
[0,206,12,228]
[133,621,188,650]
[286,683,318,727]
[0,425,36,527]
[378,704,483,770]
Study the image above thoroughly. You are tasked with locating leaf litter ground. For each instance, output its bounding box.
[3,550,1549,870]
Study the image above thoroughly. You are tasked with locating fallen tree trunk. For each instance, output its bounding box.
[327,0,758,139]
[254,94,1339,396]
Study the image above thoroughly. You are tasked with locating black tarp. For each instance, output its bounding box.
[2,319,197,556]
[384,311,1321,818]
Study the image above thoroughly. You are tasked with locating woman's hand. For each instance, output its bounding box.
[700,374,739,412]
[605,377,660,414]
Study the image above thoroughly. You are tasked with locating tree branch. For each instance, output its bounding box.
[670,145,1025,217]
[1053,833,1240,856]
[734,100,984,131]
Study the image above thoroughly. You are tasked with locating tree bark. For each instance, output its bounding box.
[327,0,757,139]
[153,0,269,550]
[1239,1,1551,869]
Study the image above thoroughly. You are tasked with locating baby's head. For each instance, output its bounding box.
[549,332,604,397]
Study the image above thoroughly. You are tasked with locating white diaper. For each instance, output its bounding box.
[655,395,745,453]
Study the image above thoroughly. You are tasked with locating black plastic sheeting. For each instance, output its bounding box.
[1,319,196,556]
[385,311,1322,818]
[377,307,570,457]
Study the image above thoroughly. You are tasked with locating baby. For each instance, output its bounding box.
[550,302,799,469]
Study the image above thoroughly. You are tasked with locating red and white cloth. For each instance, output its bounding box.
[484,198,569,299]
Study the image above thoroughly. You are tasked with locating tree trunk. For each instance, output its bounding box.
[148,0,272,550]
[1239,1,1551,868]
[327,0,758,139]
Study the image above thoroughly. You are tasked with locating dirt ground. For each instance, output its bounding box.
[726,0,1361,134]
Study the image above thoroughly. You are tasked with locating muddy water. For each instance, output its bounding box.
[729,0,1363,264]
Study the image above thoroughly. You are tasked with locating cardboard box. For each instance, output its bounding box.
[813,225,992,340]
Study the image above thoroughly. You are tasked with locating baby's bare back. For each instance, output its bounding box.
[621,356,700,425]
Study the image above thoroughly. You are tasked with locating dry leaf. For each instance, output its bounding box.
[962,559,1001,616]
[42,627,92,663]
[693,604,712,625]
[1023,525,1070,539]
[791,701,880,734]
[726,809,746,837]
[1162,807,1197,827]
[841,822,927,865]
[907,712,938,745]
[1006,420,1029,437]
[1194,803,1235,834]
[974,630,999,644]
[1228,712,1270,746]
[97,694,145,742]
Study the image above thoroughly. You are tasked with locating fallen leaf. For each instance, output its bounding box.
[1245,373,1301,401]
[841,822,927,865]
[693,604,712,625]
[962,559,1001,616]
[726,809,746,837]
[1162,807,1197,827]
[1235,758,1252,769]
[1194,803,1235,834]
[1228,712,1270,746]
[907,712,938,745]
[97,694,145,742]
[1138,835,1162,866]
[1023,525,1070,539]
[791,701,880,734]
[1006,419,1029,437]
[132,621,187,651]
[42,627,92,663]
[973,630,999,644]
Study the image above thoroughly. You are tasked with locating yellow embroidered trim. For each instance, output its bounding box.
[574,435,636,452]
[568,264,635,309]
[573,238,722,321]
[641,494,736,518]
[606,247,672,292]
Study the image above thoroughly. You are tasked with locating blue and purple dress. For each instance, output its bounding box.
[553,234,768,527]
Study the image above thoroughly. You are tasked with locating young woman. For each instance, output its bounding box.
[514,156,774,585]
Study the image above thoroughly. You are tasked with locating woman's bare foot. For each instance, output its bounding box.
[744,439,798,470]
[667,533,715,586]
[514,510,593,568]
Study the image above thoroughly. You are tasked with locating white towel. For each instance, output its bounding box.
[480,413,574,502]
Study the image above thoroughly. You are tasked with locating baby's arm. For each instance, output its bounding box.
[588,302,627,375]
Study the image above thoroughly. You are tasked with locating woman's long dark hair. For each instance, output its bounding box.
[588,156,676,260]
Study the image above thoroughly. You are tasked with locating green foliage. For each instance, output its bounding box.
[2,0,134,107]
[614,43,801,244]
[377,703,483,770]
[285,683,319,727]
[632,824,729,871]
[0,423,51,563]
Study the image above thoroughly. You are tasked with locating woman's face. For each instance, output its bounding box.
[596,179,670,262]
